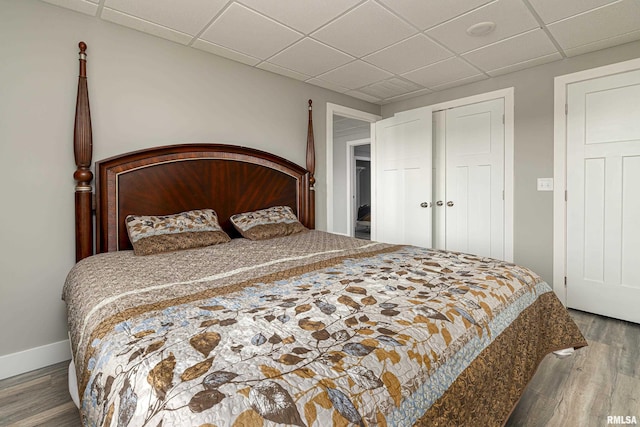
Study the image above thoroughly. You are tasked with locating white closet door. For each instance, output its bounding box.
[432,111,446,250]
[567,68,640,323]
[374,108,432,247]
[445,99,504,259]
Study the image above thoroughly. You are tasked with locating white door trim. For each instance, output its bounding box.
[346,138,371,237]
[553,57,640,305]
[395,88,514,261]
[326,103,380,234]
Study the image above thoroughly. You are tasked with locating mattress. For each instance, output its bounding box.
[63,230,586,426]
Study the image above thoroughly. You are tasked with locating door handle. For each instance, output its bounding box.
[447,201,454,207]
[420,202,432,208]
[436,201,443,206]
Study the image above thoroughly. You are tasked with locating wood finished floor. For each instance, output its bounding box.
[0,310,638,426]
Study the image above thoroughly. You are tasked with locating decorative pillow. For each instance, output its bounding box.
[230,206,307,240]
[125,209,230,255]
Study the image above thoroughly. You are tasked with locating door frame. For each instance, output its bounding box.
[553,57,640,305]
[326,103,380,235]
[346,139,371,237]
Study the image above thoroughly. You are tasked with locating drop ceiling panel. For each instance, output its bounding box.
[345,90,383,103]
[378,0,493,30]
[268,38,354,77]
[104,0,228,35]
[257,62,310,81]
[311,1,416,57]
[237,0,361,34]
[102,9,193,45]
[547,0,640,50]
[41,0,98,16]
[200,3,302,59]
[383,87,433,104]
[305,78,349,93]
[487,52,562,76]
[363,34,454,75]
[358,77,423,99]
[463,29,558,72]
[563,29,640,57]
[318,60,394,90]
[402,57,481,88]
[430,73,488,91]
[192,39,261,66]
[527,0,618,24]
[426,0,539,54]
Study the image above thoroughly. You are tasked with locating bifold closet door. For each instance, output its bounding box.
[444,99,505,260]
[374,108,432,247]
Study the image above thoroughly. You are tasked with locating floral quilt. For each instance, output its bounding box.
[63,231,586,426]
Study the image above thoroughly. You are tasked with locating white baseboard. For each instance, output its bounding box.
[0,340,71,380]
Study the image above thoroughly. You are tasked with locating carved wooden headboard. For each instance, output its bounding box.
[72,42,316,261]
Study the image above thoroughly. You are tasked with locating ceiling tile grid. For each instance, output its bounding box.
[101,8,194,45]
[462,28,558,72]
[191,39,261,66]
[237,0,362,34]
[310,1,417,57]
[403,57,483,88]
[526,0,619,24]
[199,3,303,59]
[358,77,423,99]
[317,60,394,90]
[257,62,310,82]
[41,0,98,16]
[362,34,454,75]
[268,38,355,77]
[42,0,640,104]
[378,0,494,31]
[103,0,229,35]
[546,0,640,51]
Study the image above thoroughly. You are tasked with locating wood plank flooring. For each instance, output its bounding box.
[0,310,638,426]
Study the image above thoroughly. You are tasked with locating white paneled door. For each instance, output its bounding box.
[374,108,432,247]
[566,69,640,324]
[444,99,505,259]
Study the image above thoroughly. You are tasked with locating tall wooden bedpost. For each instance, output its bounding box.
[74,41,93,261]
[306,99,316,229]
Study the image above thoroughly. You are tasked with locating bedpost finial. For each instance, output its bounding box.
[308,99,312,110]
[78,41,87,64]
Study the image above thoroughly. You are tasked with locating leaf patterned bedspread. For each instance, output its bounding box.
[63,231,586,427]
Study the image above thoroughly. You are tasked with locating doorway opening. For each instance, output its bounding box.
[348,141,371,239]
[326,104,380,237]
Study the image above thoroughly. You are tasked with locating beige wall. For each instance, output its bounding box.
[382,40,640,285]
[0,0,378,360]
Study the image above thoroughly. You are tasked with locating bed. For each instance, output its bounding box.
[64,42,587,427]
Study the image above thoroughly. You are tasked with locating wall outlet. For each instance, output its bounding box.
[537,178,554,191]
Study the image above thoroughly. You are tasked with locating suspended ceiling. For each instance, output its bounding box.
[42,0,640,104]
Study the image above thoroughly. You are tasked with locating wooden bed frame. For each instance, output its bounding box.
[72,42,316,261]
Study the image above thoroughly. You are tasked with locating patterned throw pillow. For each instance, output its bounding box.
[230,206,307,240]
[125,209,230,255]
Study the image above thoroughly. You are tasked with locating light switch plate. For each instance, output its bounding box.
[537,178,554,191]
